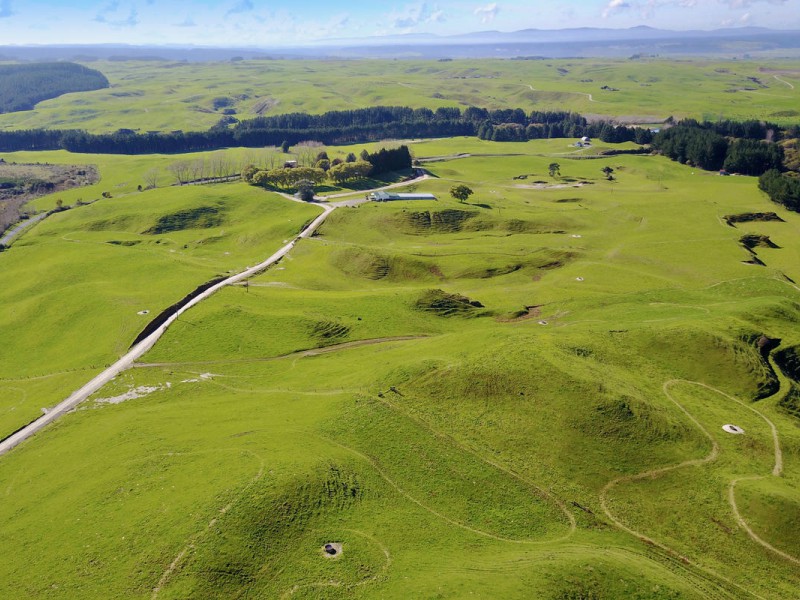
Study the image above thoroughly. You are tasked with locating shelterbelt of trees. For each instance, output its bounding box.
[650,119,794,175]
[0,107,651,155]
[759,169,800,212]
[648,118,800,213]
[0,63,109,114]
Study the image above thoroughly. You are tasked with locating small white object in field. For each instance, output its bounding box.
[722,424,745,435]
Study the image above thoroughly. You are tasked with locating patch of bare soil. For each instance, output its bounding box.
[498,305,542,322]
[724,212,784,227]
[514,182,592,190]
[252,97,279,115]
[0,161,98,234]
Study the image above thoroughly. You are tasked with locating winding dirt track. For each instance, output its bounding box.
[600,378,797,599]
[773,75,795,90]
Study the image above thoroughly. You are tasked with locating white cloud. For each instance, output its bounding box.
[603,0,784,20]
[722,0,786,6]
[602,0,631,18]
[226,0,254,18]
[474,2,499,23]
[722,10,754,25]
[389,3,445,30]
[94,2,138,27]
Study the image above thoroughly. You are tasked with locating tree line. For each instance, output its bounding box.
[0,107,649,155]
[759,170,800,213]
[651,119,789,176]
[0,63,109,114]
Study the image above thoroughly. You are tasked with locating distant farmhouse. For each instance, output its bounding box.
[369,191,437,202]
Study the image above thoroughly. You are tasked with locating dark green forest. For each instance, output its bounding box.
[0,62,109,113]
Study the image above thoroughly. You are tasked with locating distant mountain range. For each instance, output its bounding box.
[2,26,799,62]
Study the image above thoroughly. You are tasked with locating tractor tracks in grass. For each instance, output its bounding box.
[151,449,266,599]
[323,390,576,546]
[600,378,796,599]
[773,75,795,90]
[134,336,428,369]
[373,393,577,535]
[326,435,575,546]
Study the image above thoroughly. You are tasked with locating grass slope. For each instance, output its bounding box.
[0,151,319,437]
[0,138,799,599]
[0,58,798,133]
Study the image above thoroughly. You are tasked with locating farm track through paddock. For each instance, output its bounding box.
[0,201,334,456]
[151,448,266,599]
[772,75,795,90]
[0,172,434,456]
[600,377,796,599]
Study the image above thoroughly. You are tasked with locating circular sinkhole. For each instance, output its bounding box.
[322,542,343,558]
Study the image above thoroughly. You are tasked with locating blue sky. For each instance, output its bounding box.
[0,0,798,46]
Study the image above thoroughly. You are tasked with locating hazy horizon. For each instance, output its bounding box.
[0,0,798,47]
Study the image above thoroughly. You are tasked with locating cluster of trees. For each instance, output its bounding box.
[364,146,413,175]
[759,170,800,212]
[246,166,326,188]
[652,122,786,175]
[242,145,413,192]
[477,111,652,144]
[0,63,109,114]
[328,161,373,183]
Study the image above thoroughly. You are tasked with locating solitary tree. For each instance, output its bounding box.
[295,179,316,202]
[601,166,614,180]
[143,168,160,189]
[450,184,473,203]
[548,162,561,178]
[345,152,357,163]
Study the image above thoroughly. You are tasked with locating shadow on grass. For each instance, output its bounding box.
[257,169,415,195]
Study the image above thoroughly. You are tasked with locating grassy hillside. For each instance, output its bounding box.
[0,62,109,113]
[0,138,798,598]
[0,150,319,438]
[0,58,798,133]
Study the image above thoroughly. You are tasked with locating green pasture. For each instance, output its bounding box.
[0,138,799,598]
[0,58,799,133]
[0,150,319,437]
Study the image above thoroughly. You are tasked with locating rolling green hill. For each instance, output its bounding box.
[0,62,109,114]
[0,58,798,133]
[0,138,798,598]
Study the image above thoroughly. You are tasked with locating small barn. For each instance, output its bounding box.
[369,191,437,202]
[581,136,592,143]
